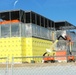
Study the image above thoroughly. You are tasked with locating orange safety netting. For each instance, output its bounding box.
[0,20,20,25]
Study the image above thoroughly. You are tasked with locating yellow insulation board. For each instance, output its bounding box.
[0,37,53,63]
[32,38,53,63]
[0,37,22,63]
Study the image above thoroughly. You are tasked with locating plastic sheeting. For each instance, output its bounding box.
[0,23,52,40]
[57,40,68,51]
[21,23,26,37]
[32,24,51,40]
[1,24,10,37]
[25,24,32,37]
[11,23,20,37]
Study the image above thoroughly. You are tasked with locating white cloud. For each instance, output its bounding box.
[14,0,19,7]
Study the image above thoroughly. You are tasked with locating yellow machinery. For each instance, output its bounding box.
[43,40,58,63]
[43,34,68,63]
[67,37,75,62]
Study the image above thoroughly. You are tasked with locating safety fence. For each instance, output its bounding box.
[0,57,8,75]
[11,56,76,75]
[0,56,76,75]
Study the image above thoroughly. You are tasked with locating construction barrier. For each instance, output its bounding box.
[0,56,76,75]
[0,57,8,75]
[11,56,76,75]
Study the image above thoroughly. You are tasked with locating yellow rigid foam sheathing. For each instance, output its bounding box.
[32,38,53,56]
[0,37,53,63]
[22,38,26,56]
[0,37,22,63]
[23,38,33,63]
[21,38,27,63]
[32,38,53,63]
[21,37,53,63]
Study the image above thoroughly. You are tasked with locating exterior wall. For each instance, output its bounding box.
[32,37,53,63]
[0,23,76,63]
[32,38,53,56]
[22,38,26,56]
[22,37,53,63]
[0,37,22,63]
[0,36,53,63]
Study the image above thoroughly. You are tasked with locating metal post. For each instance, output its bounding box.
[35,13,37,25]
[19,10,23,37]
[9,11,11,37]
[11,57,14,75]
[5,57,9,75]
[69,41,72,55]
[40,16,41,37]
[0,14,1,38]
[30,12,32,23]
[0,25,1,38]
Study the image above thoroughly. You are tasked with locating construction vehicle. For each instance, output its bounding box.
[43,32,75,63]
[66,36,75,62]
[67,55,75,62]
[43,33,66,63]
[43,51,55,63]
[58,34,75,62]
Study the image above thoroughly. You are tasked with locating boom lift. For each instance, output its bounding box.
[58,35,75,62]
[43,32,75,63]
[66,36,75,62]
[43,41,57,63]
[43,34,66,63]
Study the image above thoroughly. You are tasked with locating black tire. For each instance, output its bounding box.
[51,60,55,63]
[67,60,69,63]
[73,60,75,62]
[44,61,48,63]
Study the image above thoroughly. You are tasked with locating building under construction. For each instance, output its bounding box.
[0,9,76,63]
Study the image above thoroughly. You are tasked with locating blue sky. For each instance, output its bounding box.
[0,0,76,26]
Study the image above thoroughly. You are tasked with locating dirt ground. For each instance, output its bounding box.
[14,62,76,67]
[0,62,76,68]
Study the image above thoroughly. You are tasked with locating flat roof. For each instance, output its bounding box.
[0,9,54,28]
[55,21,76,30]
[0,9,76,30]
[0,9,53,21]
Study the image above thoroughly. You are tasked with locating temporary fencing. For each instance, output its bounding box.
[0,56,76,75]
[0,57,8,75]
[11,56,76,75]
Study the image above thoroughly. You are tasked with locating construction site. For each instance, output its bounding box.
[0,9,76,63]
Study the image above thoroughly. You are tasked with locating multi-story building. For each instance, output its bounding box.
[0,9,76,63]
[0,10,55,63]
